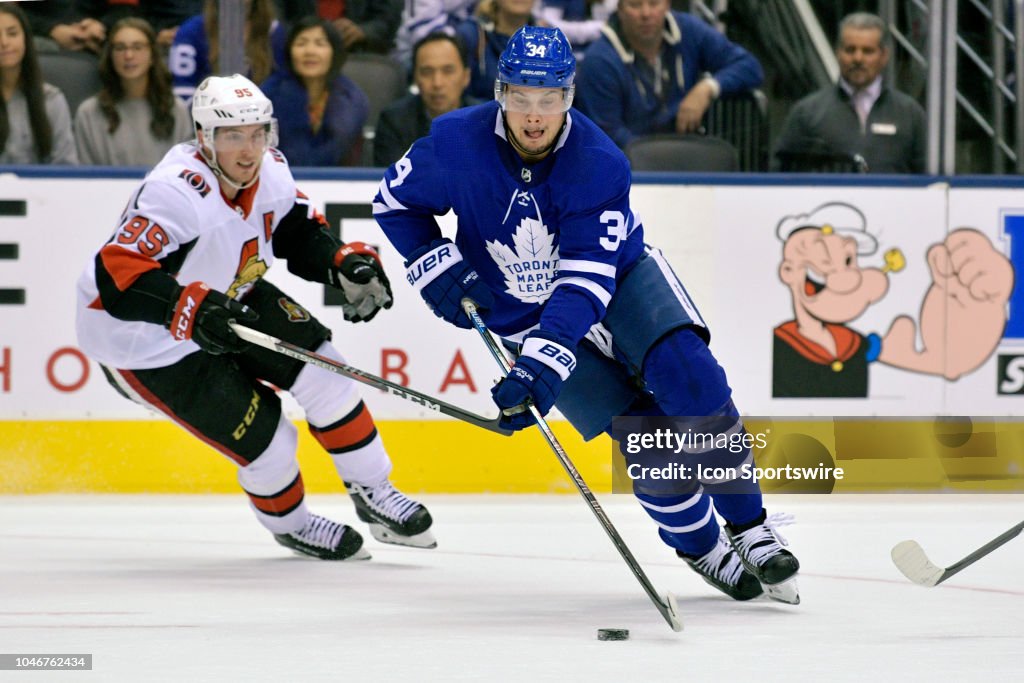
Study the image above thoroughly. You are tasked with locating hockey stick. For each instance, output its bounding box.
[460,299,683,632]
[891,520,1024,587]
[229,323,511,436]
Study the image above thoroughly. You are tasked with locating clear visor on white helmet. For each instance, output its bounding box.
[495,81,574,114]
[208,119,279,155]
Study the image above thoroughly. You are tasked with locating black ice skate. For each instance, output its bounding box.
[274,514,370,560]
[346,480,436,549]
[678,534,764,601]
[725,510,800,604]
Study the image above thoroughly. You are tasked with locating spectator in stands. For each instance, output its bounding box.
[772,12,926,174]
[74,18,191,166]
[575,0,762,150]
[273,0,402,54]
[20,0,106,54]
[170,0,281,102]
[374,32,477,167]
[0,4,77,164]
[456,0,536,99]
[392,0,476,69]
[536,0,615,58]
[261,16,368,166]
[74,1,204,50]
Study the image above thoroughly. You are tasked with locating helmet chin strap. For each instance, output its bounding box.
[502,112,567,162]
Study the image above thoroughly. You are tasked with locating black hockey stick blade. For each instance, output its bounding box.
[891,520,1024,587]
[230,323,511,436]
[461,298,683,632]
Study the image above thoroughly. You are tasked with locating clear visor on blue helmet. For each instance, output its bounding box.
[495,81,574,114]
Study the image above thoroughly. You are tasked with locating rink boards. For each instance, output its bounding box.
[2,170,1023,493]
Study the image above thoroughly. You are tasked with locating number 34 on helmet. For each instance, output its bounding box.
[495,26,576,114]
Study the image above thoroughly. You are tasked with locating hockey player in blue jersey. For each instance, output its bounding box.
[373,26,800,603]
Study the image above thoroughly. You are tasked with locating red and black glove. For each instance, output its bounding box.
[166,282,258,355]
[329,242,393,322]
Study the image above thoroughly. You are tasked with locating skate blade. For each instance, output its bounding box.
[285,545,372,561]
[763,577,800,605]
[368,524,437,549]
[349,546,373,560]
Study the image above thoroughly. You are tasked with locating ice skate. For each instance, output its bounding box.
[678,533,764,601]
[725,510,801,604]
[273,513,370,560]
[346,480,436,549]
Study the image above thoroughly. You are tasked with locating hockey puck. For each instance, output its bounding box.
[597,628,629,641]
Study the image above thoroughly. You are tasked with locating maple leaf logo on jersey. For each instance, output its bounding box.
[485,217,559,304]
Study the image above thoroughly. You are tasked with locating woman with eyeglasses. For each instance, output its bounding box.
[0,4,77,164]
[74,17,192,166]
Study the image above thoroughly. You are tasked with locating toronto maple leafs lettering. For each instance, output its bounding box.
[372,101,646,339]
[486,207,559,303]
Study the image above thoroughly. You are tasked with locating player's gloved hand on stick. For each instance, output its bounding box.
[330,242,393,323]
[166,282,258,355]
[405,238,493,329]
[491,331,576,431]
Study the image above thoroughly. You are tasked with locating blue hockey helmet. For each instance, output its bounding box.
[495,26,576,112]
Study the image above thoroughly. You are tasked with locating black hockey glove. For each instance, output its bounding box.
[166,282,258,355]
[328,242,393,322]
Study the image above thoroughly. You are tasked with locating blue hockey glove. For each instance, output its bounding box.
[491,331,576,431]
[405,238,493,329]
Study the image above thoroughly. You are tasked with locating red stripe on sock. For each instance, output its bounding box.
[309,403,376,451]
[248,474,305,515]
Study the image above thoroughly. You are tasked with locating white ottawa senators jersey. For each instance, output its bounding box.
[76,142,305,369]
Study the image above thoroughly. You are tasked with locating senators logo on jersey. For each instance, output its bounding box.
[178,169,211,197]
[278,297,310,322]
[227,238,268,298]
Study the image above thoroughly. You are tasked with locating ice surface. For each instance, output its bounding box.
[1,494,1020,681]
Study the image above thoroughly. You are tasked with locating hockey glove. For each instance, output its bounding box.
[166,282,258,355]
[329,242,393,323]
[405,238,493,329]
[491,331,576,431]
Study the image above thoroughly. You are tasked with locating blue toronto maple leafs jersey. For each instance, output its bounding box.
[373,100,644,344]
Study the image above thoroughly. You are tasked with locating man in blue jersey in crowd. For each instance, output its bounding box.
[372,25,800,604]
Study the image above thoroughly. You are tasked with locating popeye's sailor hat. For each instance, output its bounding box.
[775,202,878,256]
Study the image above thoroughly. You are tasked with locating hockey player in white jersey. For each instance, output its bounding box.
[76,75,435,560]
[373,27,801,603]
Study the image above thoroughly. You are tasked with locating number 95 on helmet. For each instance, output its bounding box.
[495,26,576,114]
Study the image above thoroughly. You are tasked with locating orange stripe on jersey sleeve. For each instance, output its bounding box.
[99,244,161,292]
[309,402,377,453]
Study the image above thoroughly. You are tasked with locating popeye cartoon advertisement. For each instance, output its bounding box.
[771,202,1014,398]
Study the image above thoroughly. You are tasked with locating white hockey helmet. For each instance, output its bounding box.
[192,74,277,189]
[192,73,275,136]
